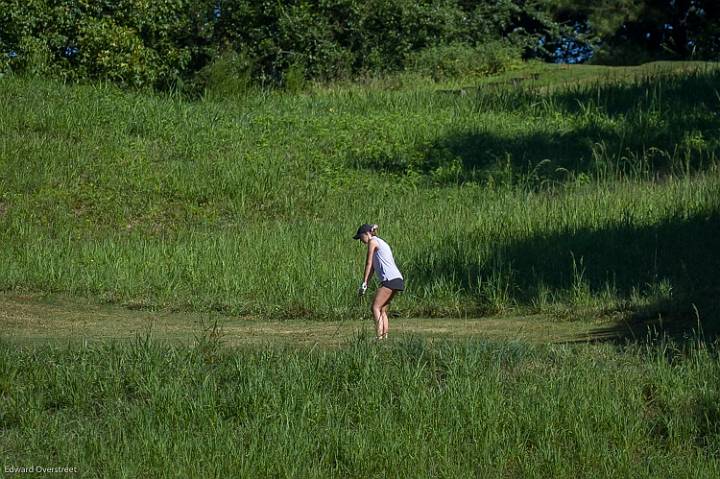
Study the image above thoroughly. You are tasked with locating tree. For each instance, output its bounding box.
[544,0,720,63]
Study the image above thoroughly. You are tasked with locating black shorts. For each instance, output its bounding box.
[381,278,405,291]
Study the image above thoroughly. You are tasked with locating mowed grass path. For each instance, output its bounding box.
[1,293,623,347]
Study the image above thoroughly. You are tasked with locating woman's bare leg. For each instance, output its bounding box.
[380,307,389,339]
[380,291,396,339]
[372,287,394,340]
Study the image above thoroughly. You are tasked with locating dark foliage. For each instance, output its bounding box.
[0,0,561,91]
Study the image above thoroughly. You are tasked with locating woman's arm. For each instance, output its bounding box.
[363,240,377,285]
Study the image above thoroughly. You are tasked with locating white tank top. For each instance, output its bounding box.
[370,237,403,282]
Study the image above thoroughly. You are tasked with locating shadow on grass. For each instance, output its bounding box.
[357,68,720,185]
[405,210,720,343]
[575,313,710,345]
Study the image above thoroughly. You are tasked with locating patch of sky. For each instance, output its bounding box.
[550,21,594,64]
[63,47,79,58]
[554,40,593,64]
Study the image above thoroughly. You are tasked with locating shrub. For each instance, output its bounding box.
[195,50,254,100]
[407,41,523,80]
[76,18,160,89]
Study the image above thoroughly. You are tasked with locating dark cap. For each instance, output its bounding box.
[353,224,373,240]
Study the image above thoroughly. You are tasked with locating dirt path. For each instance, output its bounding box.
[0,293,625,348]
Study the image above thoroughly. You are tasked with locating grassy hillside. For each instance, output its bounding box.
[1,62,719,320]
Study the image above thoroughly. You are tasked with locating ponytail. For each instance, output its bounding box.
[370,224,379,236]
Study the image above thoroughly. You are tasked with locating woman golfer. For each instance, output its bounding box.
[353,223,404,340]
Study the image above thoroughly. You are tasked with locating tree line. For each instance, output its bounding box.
[0,0,717,92]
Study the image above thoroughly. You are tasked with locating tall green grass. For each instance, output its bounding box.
[2,336,719,477]
[0,64,719,319]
